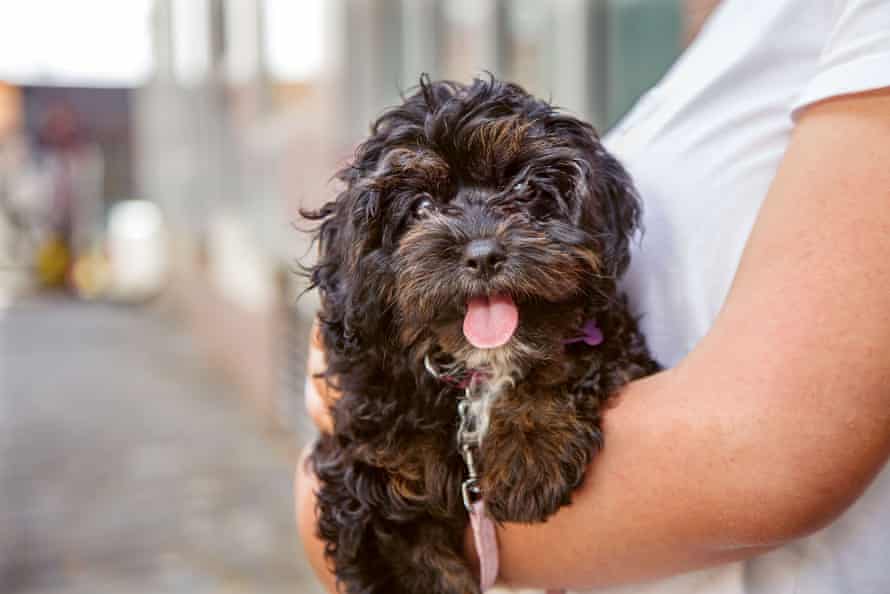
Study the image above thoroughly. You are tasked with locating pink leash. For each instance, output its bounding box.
[470,500,565,594]
[470,501,499,591]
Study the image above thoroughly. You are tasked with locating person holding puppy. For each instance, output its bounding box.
[297,1,890,593]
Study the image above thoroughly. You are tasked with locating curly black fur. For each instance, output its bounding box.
[302,75,659,594]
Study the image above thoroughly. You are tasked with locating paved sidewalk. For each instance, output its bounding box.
[0,297,324,594]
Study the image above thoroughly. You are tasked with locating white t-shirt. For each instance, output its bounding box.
[592,1,890,593]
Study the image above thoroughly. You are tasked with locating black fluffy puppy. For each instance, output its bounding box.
[304,76,659,594]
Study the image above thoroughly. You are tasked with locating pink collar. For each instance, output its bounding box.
[439,369,490,389]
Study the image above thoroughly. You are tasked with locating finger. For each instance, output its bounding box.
[305,357,335,434]
[306,319,336,434]
[294,446,339,594]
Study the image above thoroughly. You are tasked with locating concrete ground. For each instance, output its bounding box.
[0,296,324,594]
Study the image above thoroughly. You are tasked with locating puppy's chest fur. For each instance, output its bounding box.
[460,350,519,444]
[359,323,631,509]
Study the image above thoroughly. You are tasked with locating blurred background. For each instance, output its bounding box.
[0,1,717,592]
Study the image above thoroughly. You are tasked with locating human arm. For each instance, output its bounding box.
[491,88,890,589]
[295,89,890,591]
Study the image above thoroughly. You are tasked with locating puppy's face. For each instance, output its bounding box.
[308,77,640,375]
[393,155,605,372]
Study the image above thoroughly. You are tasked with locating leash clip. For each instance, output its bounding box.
[457,391,483,511]
[426,352,486,512]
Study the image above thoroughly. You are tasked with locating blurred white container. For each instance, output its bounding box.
[107,199,168,300]
[207,213,277,313]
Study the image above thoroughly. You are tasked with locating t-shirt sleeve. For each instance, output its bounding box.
[791,0,890,117]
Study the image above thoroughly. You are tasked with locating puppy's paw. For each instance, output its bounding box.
[480,419,598,523]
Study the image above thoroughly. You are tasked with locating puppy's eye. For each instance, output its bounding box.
[413,193,435,218]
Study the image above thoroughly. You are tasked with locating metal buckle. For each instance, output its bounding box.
[461,477,481,511]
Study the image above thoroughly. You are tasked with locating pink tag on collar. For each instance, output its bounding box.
[562,319,604,346]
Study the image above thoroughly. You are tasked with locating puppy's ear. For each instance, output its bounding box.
[303,75,446,371]
[590,150,641,278]
[302,181,392,366]
[537,113,642,280]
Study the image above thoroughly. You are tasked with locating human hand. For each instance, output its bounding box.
[296,319,341,594]
[305,318,339,434]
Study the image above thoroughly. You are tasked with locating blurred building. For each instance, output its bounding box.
[133,0,715,432]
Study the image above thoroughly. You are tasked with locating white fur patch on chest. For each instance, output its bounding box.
[464,349,518,444]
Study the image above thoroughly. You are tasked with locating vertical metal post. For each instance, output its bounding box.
[549,0,593,122]
[588,0,610,130]
[605,0,682,127]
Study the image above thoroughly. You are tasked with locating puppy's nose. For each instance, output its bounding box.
[463,239,506,276]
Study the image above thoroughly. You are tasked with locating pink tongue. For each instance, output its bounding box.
[463,294,519,349]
